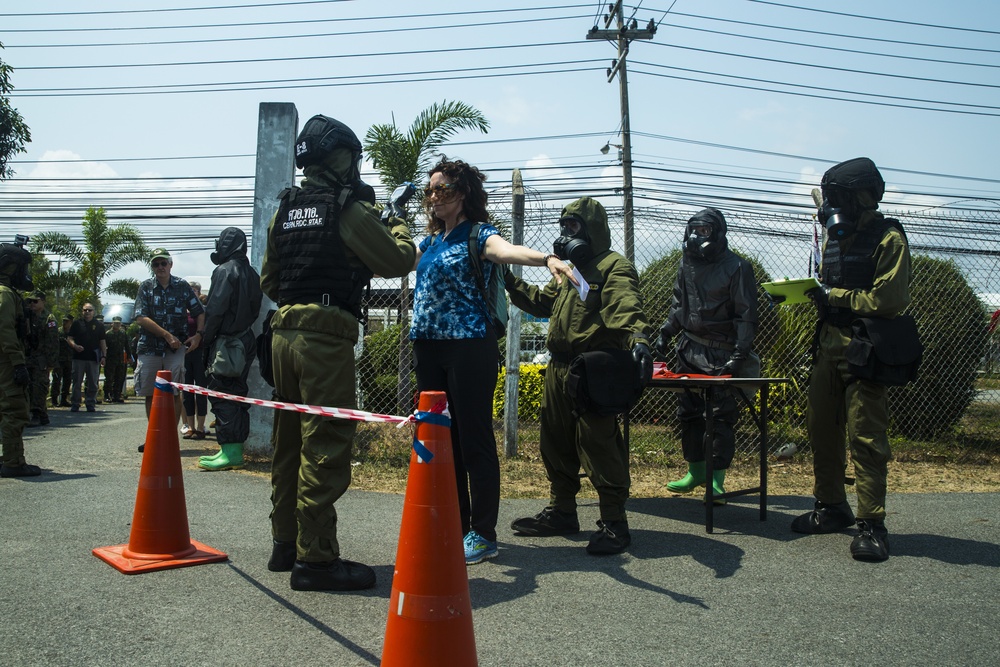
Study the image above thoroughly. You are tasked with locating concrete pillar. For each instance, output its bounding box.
[247,102,297,456]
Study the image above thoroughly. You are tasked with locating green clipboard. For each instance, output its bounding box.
[761,277,821,304]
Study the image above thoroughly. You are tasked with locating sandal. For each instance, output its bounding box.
[190,429,207,440]
[182,430,196,440]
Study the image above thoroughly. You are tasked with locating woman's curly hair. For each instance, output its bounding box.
[423,156,488,235]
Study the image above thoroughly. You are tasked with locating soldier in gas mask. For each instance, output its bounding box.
[791,157,911,563]
[655,208,759,502]
[0,242,40,477]
[505,197,653,556]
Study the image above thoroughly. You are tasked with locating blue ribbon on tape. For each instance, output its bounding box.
[154,379,175,394]
[414,410,451,428]
[410,410,451,463]
[411,437,434,463]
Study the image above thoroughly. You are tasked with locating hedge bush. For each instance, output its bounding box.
[890,255,987,439]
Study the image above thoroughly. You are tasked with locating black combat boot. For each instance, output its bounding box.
[510,507,580,536]
[1,463,42,478]
[791,500,856,534]
[586,520,631,555]
[267,540,297,572]
[290,559,376,591]
[850,519,890,562]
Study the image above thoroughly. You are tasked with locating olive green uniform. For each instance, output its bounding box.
[26,309,58,420]
[506,197,651,522]
[261,190,415,563]
[0,285,30,467]
[103,327,131,402]
[808,210,911,521]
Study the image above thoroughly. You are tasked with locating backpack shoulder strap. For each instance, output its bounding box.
[467,222,488,296]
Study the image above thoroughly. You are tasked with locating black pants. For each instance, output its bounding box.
[414,336,500,543]
[182,347,208,418]
[207,331,256,444]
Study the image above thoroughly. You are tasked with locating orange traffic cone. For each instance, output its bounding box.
[93,370,228,574]
[380,390,478,667]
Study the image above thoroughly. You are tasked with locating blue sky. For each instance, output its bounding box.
[1,0,998,287]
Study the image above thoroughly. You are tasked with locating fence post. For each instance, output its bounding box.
[504,169,525,457]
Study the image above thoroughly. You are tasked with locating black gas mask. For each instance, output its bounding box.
[0,242,33,291]
[818,186,858,239]
[553,215,594,266]
[684,222,715,257]
[683,207,727,261]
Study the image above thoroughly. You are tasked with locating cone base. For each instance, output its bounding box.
[92,539,228,574]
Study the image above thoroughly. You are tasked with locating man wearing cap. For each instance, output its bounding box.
[66,303,106,413]
[23,291,58,427]
[51,315,74,407]
[103,315,131,404]
[134,248,204,452]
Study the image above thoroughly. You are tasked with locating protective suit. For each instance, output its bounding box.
[792,157,911,563]
[260,115,415,591]
[0,243,37,477]
[506,197,652,555]
[24,292,59,426]
[656,208,758,495]
[197,226,263,471]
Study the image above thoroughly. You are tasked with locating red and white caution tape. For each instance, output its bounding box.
[167,381,414,426]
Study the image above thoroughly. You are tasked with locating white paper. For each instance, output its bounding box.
[572,266,589,301]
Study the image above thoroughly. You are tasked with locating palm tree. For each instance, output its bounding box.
[363,100,490,219]
[363,100,489,414]
[31,206,149,316]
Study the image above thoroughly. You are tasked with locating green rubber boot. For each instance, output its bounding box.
[198,448,224,465]
[666,461,706,493]
[705,469,727,506]
[198,442,243,471]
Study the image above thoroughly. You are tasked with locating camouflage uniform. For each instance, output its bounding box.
[103,325,131,403]
[0,283,31,470]
[25,300,58,426]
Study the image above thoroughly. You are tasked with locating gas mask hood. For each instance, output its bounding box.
[553,214,594,266]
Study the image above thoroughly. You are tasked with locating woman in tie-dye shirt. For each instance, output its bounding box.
[410,157,575,565]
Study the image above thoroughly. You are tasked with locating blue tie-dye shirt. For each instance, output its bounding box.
[410,220,499,340]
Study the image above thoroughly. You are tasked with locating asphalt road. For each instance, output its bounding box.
[2,400,998,667]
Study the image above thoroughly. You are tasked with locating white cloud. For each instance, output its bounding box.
[28,150,118,179]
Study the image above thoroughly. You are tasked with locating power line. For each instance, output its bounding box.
[7,14,591,49]
[746,1,1000,36]
[0,0,358,18]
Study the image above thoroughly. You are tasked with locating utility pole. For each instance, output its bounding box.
[587,1,656,263]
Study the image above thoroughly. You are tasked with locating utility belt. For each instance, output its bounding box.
[280,294,336,307]
[549,351,572,365]
[682,331,735,351]
[823,307,855,328]
[280,294,363,320]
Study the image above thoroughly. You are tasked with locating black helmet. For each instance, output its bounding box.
[820,157,885,204]
[0,243,33,290]
[294,115,362,169]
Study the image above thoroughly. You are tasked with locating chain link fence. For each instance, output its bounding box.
[356,185,1000,465]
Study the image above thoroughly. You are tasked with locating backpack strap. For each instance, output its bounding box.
[467,222,490,310]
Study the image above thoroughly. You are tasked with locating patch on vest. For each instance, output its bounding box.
[283,203,329,230]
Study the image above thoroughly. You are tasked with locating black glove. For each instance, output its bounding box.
[380,201,407,226]
[632,342,653,387]
[13,364,30,386]
[807,285,832,320]
[766,292,786,306]
[720,349,748,377]
[655,322,676,357]
[381,182,416,227]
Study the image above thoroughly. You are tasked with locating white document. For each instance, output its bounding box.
[572,266,589,301]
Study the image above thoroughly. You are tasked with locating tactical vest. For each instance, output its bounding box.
[821,217,900,327]
[272,186,373,320]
